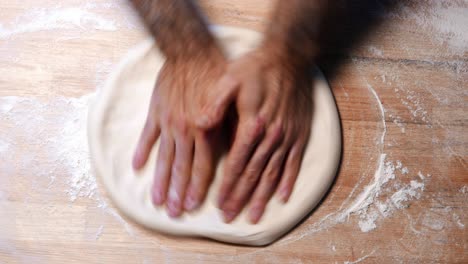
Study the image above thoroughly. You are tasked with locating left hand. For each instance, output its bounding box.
[197,45,313,223]
[133,49,226,217]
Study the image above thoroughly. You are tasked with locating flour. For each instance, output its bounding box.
[0,139,9,154]
[367,45,384,57]
[51,94,97,201]
[0,93,97,201]
[94,225,105,240]
[354,159,426,232]
[452,213,465,229]
[422,215,446,231]
[388,1,468,55]
[460,185,468,194]
[343,250,375,264]
[0,0,147,40]
[391,180,425,209]
[0,7,117,39]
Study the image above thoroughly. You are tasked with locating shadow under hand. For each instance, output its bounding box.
[316,0,399,80]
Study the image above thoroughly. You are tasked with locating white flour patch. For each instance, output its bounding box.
[394,87,429,124]
[52,94,97,201]
[355,160,426,233]
[388,113,406,133]
[0,94,97,201]
[391,180,425,209]
[278,72,435,244]
[452,213,465,229]
[367,45,384,57]
[0,7,117,39]
[422,215,446,231]
[94,225,105,240]
[0,139,9,154]
[388,1,468,55]
[459,185,468,194]
[0,92,136,237]
[0,0,144,40]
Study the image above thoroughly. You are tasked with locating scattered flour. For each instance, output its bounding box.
[422,215,446,231]
[94,225,105,240]
[367,45,384,57]
[388,1,468,55]
[0,0,143,40]
[1,1,462,260]
[452,213,465,229]
[0,7,117,39]
[0,93,97,201]
[343,250,376,264]
[459,186,468,194]
[356,160,427,233]
[0,139,9,154]
[391,180,425,209]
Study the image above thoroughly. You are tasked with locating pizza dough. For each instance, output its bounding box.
[88,26,341,246]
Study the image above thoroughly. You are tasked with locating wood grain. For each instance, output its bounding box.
[0,0,466,263]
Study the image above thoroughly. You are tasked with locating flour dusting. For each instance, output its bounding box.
[389,1,468,55]
[0,7,117,39]
[0,94,97,201]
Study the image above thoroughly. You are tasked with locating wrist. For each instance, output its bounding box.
[167,41,224,64]
[260,39,316,71]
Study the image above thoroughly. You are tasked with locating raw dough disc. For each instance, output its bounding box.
[88,26,341,246]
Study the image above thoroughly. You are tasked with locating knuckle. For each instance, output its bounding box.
[227,158,244,176]
[248,116,266,139]
[161,113,171,126]
[172,163,185,178]
[230,164,244,177]
[175,119,189,134]
[243,170,260,185]
[192,165,208,182]
[265,167,279,181]
[225,198,242,210]
[270,123,284,144]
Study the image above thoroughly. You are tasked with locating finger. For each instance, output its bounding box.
[248,145,288,224]
[184,132,215,211]
[277,138,308,203]
[221,125,283,223]
[217,117,266,207]
[152,132,174,206]
[133,118,160,170]
[197,75,238,129]
[166,125,194,218]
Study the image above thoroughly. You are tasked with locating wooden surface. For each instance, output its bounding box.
[1,0,466,263]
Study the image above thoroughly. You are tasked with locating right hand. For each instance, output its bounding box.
[197,45,313,224]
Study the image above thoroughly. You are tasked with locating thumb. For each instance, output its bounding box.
[197,75,238,129]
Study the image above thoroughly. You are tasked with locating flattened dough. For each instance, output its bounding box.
[88,26,341,246]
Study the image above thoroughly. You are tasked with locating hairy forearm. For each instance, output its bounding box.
[265,0,330,66]
[130,0,219,61]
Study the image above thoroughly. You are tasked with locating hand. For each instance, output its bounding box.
[133,50,226,217]
[197,46,313,223]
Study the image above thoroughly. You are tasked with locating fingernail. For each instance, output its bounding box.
[249,207,262,224]
[132,149,142,169]
[184,193,199,211]
[152,188,163,205]
[217,194,226,208]
[167,189,181,217]
[223,210,237,223]
[279,188,289,203]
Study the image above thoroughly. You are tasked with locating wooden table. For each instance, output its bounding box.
[1,0,466,263]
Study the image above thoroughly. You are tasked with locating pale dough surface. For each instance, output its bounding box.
[88,26,341,246]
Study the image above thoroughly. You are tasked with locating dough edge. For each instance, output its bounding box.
[87,26,342,246]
